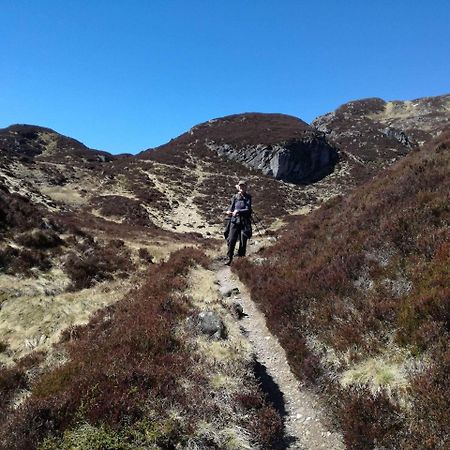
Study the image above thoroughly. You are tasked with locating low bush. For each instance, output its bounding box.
[0,248,281,449]
[0,184,43,234]
[339,387,404,449]
[89,195,155,228]
[0,352,45,423]
[234,134,450,446]
[403,344,450,449]
[236,390,283,449]
[0,246,18,271]
[0,246,52,275]
[39,418,187,450]
[64,240,135,291]
[0,366,28,422]
[138,247,153,263]
[16,229,63,249]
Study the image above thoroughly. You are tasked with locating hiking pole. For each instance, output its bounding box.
[251,215,264,236]
[252,212,269,235]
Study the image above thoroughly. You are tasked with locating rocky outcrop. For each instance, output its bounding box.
[2,95,447,234]
[141,113,339,184]
[312,94,450,179]
[206,132,338,183]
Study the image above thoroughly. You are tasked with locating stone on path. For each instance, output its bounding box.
[196,311,227,339]
[230,301,244,319]
[219,286,240,298]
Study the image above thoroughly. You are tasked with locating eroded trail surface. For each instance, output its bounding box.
[215,264,344,450]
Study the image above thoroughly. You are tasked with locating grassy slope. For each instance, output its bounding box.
[234,133,449,449]
[0,248,282,449]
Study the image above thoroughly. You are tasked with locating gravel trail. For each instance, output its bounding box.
[215,263,344,450]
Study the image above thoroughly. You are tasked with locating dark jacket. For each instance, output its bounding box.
[225,193,252,239]
[229,193,252,223]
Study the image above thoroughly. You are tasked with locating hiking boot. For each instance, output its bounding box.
[224,258,232,266]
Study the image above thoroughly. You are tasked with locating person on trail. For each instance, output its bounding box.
[224,180,252,265]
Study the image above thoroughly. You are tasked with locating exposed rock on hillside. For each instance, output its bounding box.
[312,94,450,179]
[144,113,339,183]
[2,95,447,237]
[206,134,338,183]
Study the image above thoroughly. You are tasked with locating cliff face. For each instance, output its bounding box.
[206,131,338,183]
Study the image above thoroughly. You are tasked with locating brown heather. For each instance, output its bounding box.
[0,248,281,449]
[234,133,450,448]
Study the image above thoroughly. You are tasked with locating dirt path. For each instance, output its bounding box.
[141,155,219,236]
[215,262,344,449]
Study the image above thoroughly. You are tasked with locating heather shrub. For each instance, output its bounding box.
[65,240,134,291]
[234,134,450,446]
[253,407,284,449]
[39,418,186,450]
[396,242,450,350]
[0,366,28,422]
[16,229,63,249]
[0,246,18,271]
[138,247,154,263]
[0,352,46,424]
[0,183,50,235]
[0,248,208,449]
[403,344,450,449]
[89,195,154,227]
[39,423,126,450]
[17,249,52,273]
[0,246,51,275]
[339,388,404,449]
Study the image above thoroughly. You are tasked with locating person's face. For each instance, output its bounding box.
[238,184,246,193]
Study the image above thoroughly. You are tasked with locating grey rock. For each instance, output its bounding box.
[230,302,244,319]
[196,311,227,339]
[382,127,414,148]
[206,134,338,184]
[219,286,240,297]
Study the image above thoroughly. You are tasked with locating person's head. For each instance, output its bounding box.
[236,180,247,194]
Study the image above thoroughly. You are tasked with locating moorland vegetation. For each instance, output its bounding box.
[234,133,450,449]
[0,248,282,449]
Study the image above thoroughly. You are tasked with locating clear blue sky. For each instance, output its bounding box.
[1,0,449,154]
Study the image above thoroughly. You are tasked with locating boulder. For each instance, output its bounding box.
[219,286,240,298]
[196,311,227,339]
[230,302,244,319]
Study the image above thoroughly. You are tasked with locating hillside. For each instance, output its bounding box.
[0,93,448,449]
[312,94,450,181]
[234,132,450,448]
[2,95,447,238]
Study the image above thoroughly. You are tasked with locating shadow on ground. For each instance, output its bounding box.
[254,358,301,449]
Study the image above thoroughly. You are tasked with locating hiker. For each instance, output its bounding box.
[224,180,252,265]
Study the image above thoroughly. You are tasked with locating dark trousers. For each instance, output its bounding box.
[227,222,248,260]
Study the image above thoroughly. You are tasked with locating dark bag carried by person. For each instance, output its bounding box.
[223,217,231,239]
[242,216,252,239]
